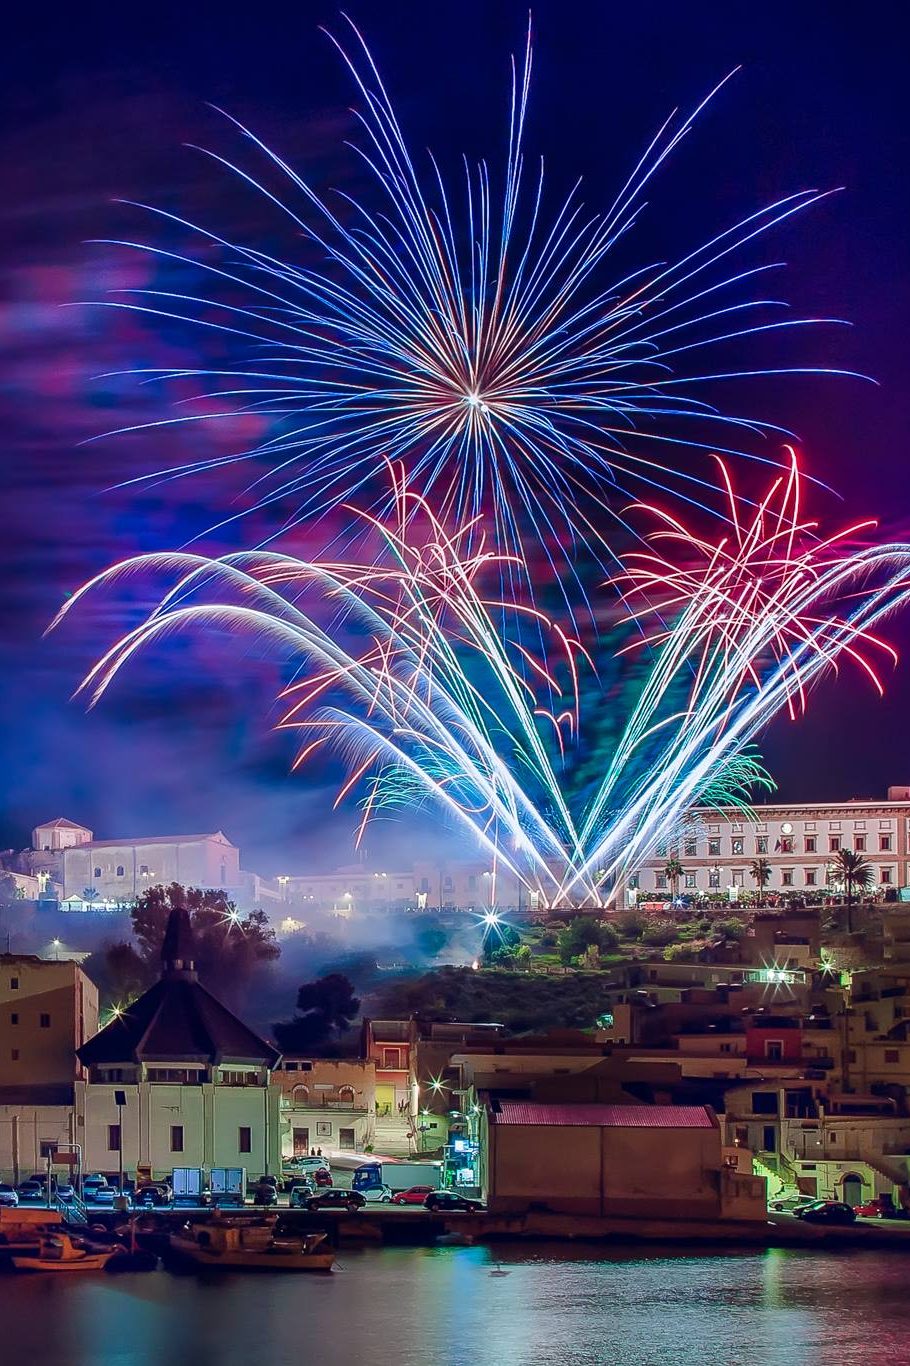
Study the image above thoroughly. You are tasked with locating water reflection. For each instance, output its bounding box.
[2,1244,909,1366]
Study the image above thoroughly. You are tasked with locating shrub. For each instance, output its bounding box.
[641,919,679,948]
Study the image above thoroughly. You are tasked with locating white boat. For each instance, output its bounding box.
[169,1214,335,1271]
[12,1231,115,1273]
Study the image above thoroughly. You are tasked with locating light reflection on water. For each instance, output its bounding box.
[2,1243,909,1366]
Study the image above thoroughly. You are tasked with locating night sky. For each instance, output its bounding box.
[1,2,908,874]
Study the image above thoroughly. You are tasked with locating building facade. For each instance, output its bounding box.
[0,954,98,1087]
[627,789,910,902]
[272,1057,376,1156]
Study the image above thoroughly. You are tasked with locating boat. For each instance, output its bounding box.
[12,1231,116,1272]
[169,1214,335,1271]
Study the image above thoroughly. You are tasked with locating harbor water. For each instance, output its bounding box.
[2,1243,908,1366]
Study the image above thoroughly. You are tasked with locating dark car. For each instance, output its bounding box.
[307,1187,366,1213]
[798,1201,856,1225]
[82,1175,110,1202]
[251,1181,279,1207]
[0,1183,19,1208]
[55,1182,76,1204]
[424,1190,483,1213]
[288,1180,316,1208]
[16,1180,46,1204]
[134,1183,172,1208]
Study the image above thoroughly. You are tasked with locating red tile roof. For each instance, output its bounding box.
[492,1102,714,1128]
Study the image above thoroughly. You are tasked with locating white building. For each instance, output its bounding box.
[76,906,282,1181]
[628,788,910,902]
[282,859,524,914]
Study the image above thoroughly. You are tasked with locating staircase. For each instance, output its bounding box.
[374,1115,415,1157]
[59,1194,88,1225]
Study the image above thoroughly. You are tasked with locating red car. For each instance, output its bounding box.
[391,1185,436,1206]
[313,1167,332,1188]
[854,1197,908,1219]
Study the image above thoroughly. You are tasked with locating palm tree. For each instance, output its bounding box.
[750,858,772,902]
[832,848,874,932]
[664,857,684,900]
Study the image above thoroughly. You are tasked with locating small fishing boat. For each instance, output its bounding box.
[169,1214,335,1271]
[12,1231,115,1273]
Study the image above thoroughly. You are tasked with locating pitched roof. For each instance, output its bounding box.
[35,818,91,831]
[78,978,279,1069]
[79,831,235,849]
[491,1102,715,1129]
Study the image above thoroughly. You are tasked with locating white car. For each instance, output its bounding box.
[362,1184,393,1204]
[287,1156,332,1177]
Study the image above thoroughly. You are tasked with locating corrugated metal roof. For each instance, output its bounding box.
[493,1102,714,1128]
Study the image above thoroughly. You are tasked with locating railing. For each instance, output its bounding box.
[280,1096,370,1111]
[58,1194,88,1225]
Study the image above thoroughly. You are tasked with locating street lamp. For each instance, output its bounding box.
[114,1089,127,1201]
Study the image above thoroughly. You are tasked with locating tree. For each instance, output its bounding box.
[615,911,647,941]
[273,973,361,1051]
[482,922,521,964]
[664,857,684,899]
[714,917,748,942]
[127,883,279,998]
[750,858,772,899]
[832,848,874,933]
[557,918,620,965]
[415,924,449,959]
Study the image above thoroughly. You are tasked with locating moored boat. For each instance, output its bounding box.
[169,1214,335,1271]
[12,1231,115,1272]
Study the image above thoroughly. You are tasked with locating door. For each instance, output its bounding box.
[842,1173,864,1207]
[292,1127,309,1156]
[339,1128,355,1150]
[376,1084,395,1117]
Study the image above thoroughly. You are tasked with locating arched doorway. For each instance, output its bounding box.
[842,1173,864,1207]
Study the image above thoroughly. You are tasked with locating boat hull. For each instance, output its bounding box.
[12,1253,113,1272]
[169,1236,334,1270]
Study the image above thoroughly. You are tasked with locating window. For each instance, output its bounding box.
[780,837,794,854]
[765,1040,784,1061]
[656,874,667,890]
[139,864,149,875]
[684,873,697,889]
[762,1125,777,1152]
[108,1124,121,1151]
[10,1050,19,1062]
[170,1125,184,1153]
[116,865,125,877]
[39,1013,51,1028]
[238,1127,252,1153]
[93,867,102,878]
[9,977,18,991]
[855,835,866,852]
[805,870,817,887]
[751,1092,778,1115]
[881,869,893,885]
[756,837,769,854]
[885,1049,900,1064]
[880,834,892,852]
[39,1141,56,1160]
[628,874,639,890]
[720,1042,732,1054]
[805,836,817,854]
[382,1047,402,1068]
[339,1127,356,1150]
[782,871,793,887]
[708,839,721,857]
[829,837,841,853]
[731,838,744,856]
[709,870,720,889]
[684,840,697,857]
[10,1013,17,1025]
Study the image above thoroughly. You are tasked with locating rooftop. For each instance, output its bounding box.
[491,1102,715,1128]
[34,817,92,831]
[76,831,235,849]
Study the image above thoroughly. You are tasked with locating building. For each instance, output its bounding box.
[281,860,523,914]
[361,1018,417,1155]
[272,1057,376,1156]
[627,788,910,902]
[481,1100,764,1222]
[75,906,281,1180]
[0,954,99,1184]
[0,954,98,1087]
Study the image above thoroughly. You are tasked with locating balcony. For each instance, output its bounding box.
[280,1095,370,1112]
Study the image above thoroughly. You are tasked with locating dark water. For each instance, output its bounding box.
[2,1244,909,1366]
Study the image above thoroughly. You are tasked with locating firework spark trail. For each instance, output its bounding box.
[56,455,910,904]
[52,468,596,901]
[563,454,910,897]
[85,16,861,592]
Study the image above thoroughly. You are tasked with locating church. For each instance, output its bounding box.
[75,906,282,1181]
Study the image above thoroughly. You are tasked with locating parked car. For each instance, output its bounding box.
[798,1201,856,1225]
[307,1188,366,1213]
[853,1197,909,1219]
[16,1180,46,1204]
[134,1183,172,1208]
[251,1181,279,1207]
[0,1184,19,1208]
[362,1184,393,1204]
[289,1156,333,1178]
[55,1182,76,1204]
[312,1167,333,1188]
[391,1185,436,1207]
[288,1180,316,1207]
[82,1175,110,1202]
[770,1195,818,1214]
[424,1190,482,1212]
[90,1185,131,1208]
